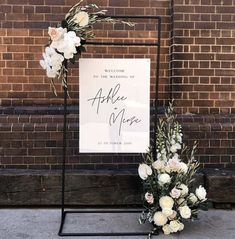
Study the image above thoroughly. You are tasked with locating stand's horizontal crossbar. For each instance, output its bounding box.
[86,41,159,46]
[58,209,154,237]
[106,15,161,20]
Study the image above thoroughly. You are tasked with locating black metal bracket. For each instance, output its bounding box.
[59,15,161,237]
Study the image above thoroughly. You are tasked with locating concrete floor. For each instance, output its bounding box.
[0,209,234,239]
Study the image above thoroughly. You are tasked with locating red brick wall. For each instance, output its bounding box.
[172,0,235,114]
[171,0,235,169]
[0,0,234,170]
[0,0,171,169]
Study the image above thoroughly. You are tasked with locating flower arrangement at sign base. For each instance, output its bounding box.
[39,0,134,95]
[138,103,208,237]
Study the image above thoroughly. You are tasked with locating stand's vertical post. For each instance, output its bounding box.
[153,17,161,161]
[59,60,68,234]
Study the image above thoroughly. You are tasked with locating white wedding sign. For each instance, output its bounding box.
[79,58,150,153]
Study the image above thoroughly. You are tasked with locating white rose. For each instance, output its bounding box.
[169,220,180,232]
[159,196,174,209]
[138,163,152,180]
[188,193,198,204]
[162,208,173,217]
[178,184,188,197]
[158,173,171,185]
[153,212,168,226]
[152,160,165,171]
[179,205,191,219]
[179,162,188,174]
[74,11,89,27]
[179,222,184,231]
[170,187,181,199]
[162,224,171,235]
[195,185,207,201]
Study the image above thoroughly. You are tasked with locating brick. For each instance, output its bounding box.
[195,22,215,29]
[109,0,129,6]
[130,0,149,7]
[28,0,45,5]
[217,22,235,29]
[195,6,215,13]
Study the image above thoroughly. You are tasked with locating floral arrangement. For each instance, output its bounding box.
[40,0,133,94]
[138,103,207,237]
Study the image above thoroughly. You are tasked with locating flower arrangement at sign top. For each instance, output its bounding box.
[138,102,208,237]
[40,0,134,95]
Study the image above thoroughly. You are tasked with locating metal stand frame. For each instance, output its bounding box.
[59,15,161,237]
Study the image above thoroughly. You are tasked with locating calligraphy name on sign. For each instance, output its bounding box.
[87,83,141,136]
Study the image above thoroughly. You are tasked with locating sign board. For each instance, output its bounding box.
[79,58,150,153]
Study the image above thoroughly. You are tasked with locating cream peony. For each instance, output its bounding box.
[179,205,191,219]
[145,192,154,204]
[153,212,168,226]
[179,162,188,174]
[169,220,180,232]
[162,224,171,235]
[159,196,174,209]
[152,160,165,171]
[158,173,171,185]
[170,187,181,199]
[164,165,171,173]
[188,193,198,204]
[178,184,189,197]
[138,163,152,180]
[74,11,89,26]
[162,208,173,217]
[195,185,207,201]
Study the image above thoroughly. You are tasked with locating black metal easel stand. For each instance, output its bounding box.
[59,15,161,237]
